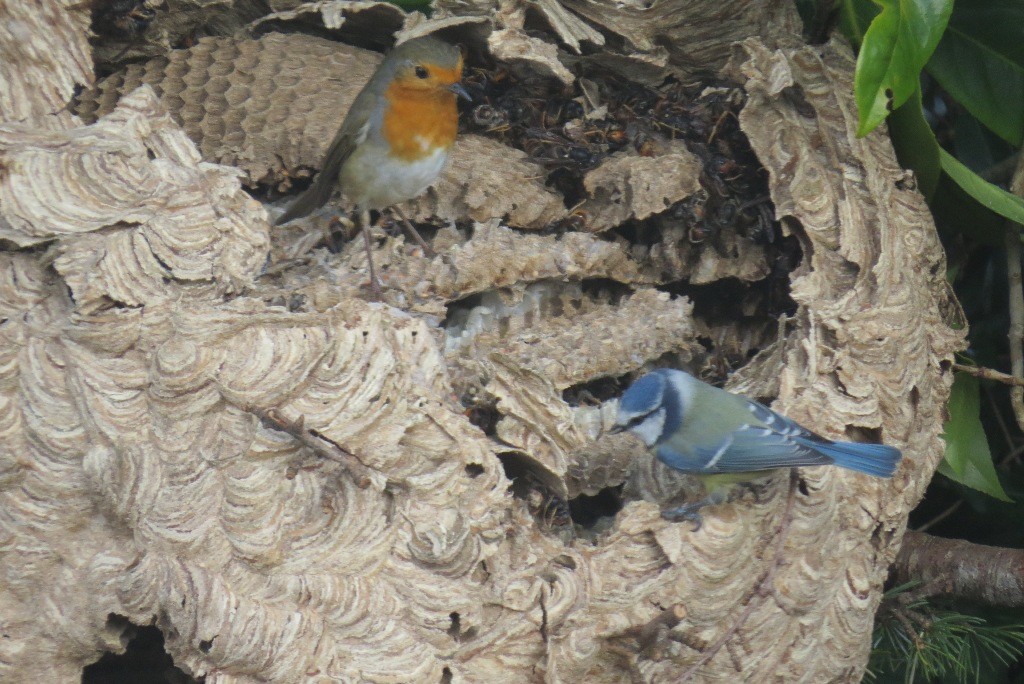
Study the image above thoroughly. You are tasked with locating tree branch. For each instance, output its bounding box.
[893,530,1024,608]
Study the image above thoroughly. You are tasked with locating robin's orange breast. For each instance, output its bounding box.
[382,83,459,162]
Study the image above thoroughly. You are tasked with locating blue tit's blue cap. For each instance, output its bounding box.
[619,371,667,415]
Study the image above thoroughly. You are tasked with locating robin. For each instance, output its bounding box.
[275,36,470,293]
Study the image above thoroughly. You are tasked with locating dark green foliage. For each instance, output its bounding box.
[837,0,1024,229]
[927,0,1024,147]
[940,373,1010,502]
[851,0,953,137]
[868,584,1024,684]
[794,1,1024,680]
[829,0,1024,495]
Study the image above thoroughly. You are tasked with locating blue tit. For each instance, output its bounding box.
[611,368,901,527]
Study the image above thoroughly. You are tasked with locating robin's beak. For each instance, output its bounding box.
[449,83,472,101]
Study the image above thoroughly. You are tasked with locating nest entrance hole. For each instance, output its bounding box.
[82,614,200,684]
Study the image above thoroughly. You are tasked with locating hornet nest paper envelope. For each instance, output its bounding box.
[1,1,964,682]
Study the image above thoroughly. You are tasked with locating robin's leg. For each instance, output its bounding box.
[391,206,435,257]
[357,209,383,297]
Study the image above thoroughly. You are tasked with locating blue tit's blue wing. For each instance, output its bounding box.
[744,399,823,441]
[656,424,833,474]
[739,398,900,477]
[655,398,834,474]
[653,388,900,477]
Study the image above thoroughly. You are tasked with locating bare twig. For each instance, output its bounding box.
[605,601,689,680]
[1000,442,1024,469]
[889,604,926,650]
[1005,154,1024,430]
[979,152,1021,184]
[1004,229,1024,429]
[914,500,962,533]
[635,604,688,655]
[893,530,1024,608]
[953,363,1024,388]
[985,385,1017,454]
[678,470,800,681]
[252,406,379,488]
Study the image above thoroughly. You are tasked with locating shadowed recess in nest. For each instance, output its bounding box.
[567,485,625,530]
[461,68,774,229]
[81,615,199,684]
[458,64,802,363]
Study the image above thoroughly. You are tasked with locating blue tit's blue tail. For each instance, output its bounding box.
[797,438,902,477]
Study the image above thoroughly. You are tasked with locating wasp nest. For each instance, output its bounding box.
[1,1,963,682]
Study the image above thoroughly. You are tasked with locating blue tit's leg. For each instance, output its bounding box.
[661,489,729,530]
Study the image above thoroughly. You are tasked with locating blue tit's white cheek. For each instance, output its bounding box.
[630,408,666,447]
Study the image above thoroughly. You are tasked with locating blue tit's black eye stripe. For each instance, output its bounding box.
[659,378,682,442]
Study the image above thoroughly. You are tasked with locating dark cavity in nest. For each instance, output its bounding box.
[461,68,779,244]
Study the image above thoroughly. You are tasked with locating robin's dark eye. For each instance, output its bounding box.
[415,66,429,79]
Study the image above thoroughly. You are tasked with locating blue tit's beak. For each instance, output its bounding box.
[608,424,625,435]
[449,83,472,101]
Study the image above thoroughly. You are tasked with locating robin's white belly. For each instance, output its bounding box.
[340,144,449,210]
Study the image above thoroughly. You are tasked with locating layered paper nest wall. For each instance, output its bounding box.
[0,1,963,682]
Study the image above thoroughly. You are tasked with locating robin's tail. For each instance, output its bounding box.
[274,172,337,226]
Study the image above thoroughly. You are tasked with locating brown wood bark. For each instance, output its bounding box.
[895,530,1024,608]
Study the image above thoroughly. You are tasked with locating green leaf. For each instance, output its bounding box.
[939,373,1011,502]
[939,148,1024,226]
[931,174,1010,247]
[952,107,1013,173]
[887,85,940,198]
[938,0,1024,67]
[854,0,954,137]
[839,0,882,47]
[926,0,1024,146]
